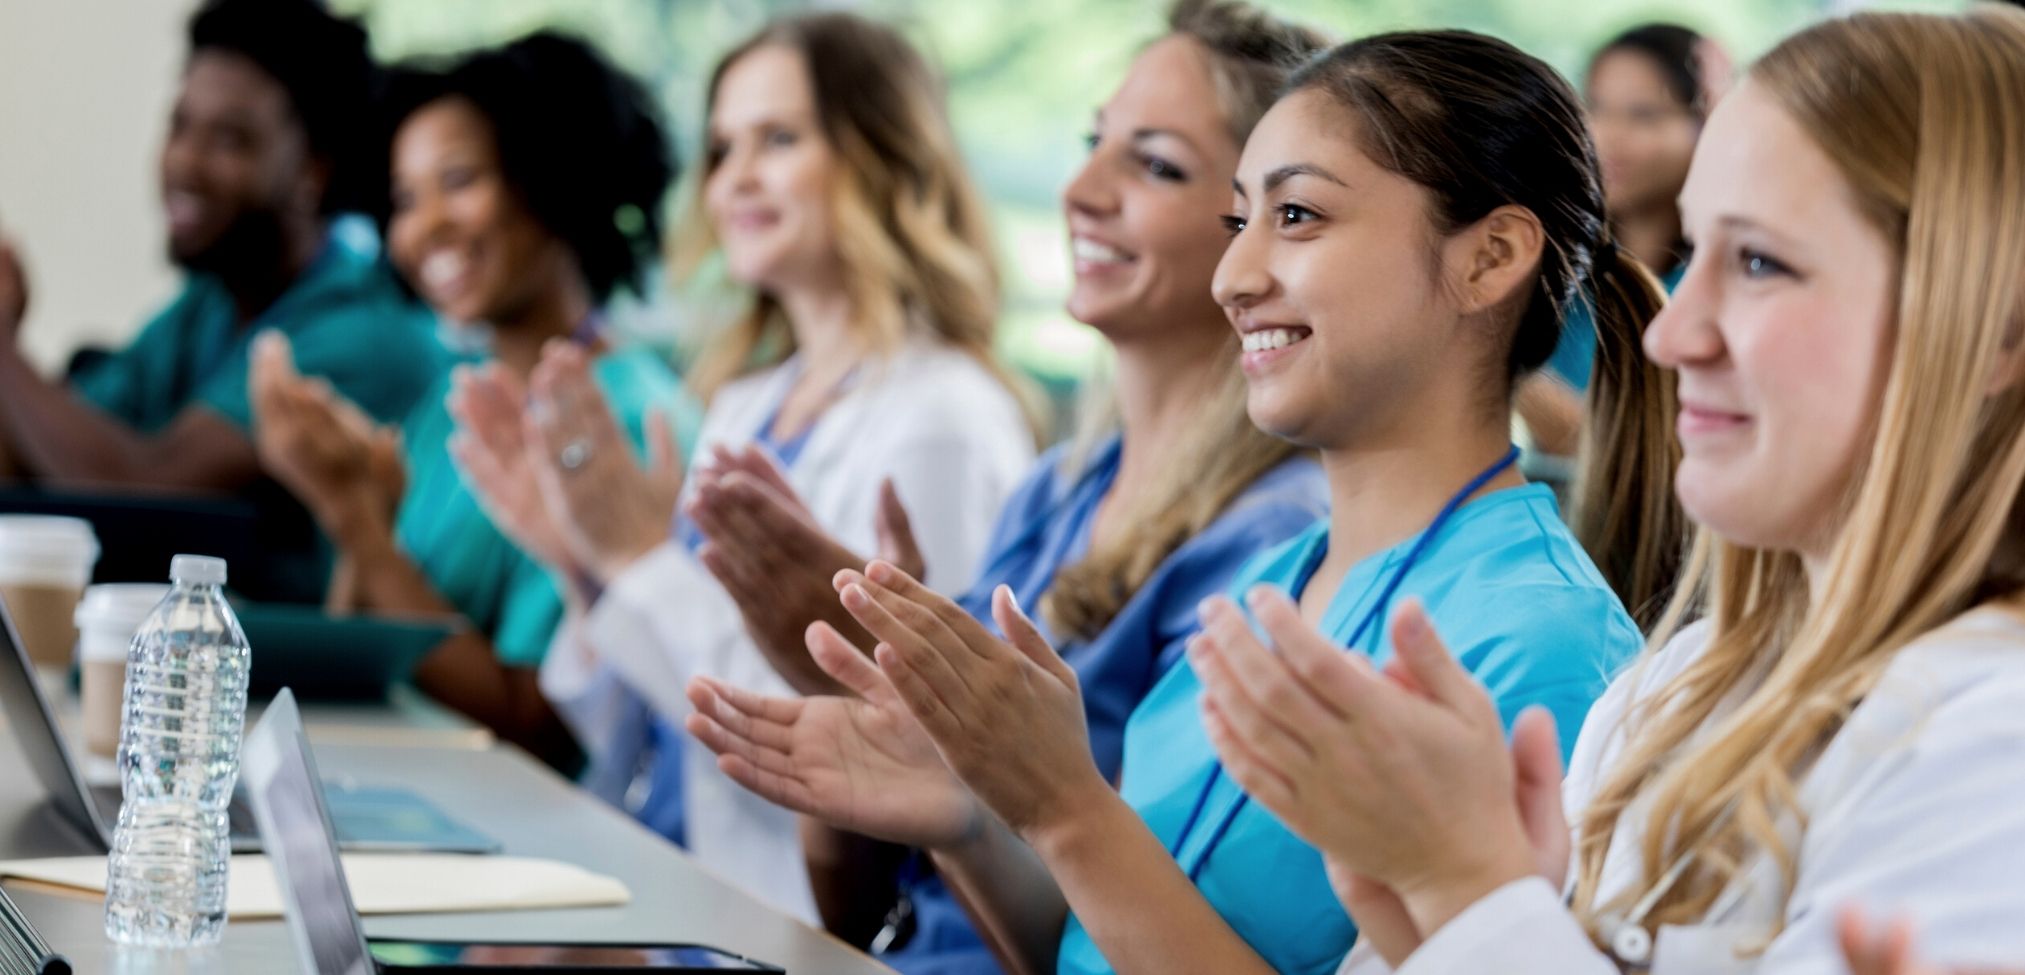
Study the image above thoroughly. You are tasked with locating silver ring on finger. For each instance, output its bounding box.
[558,438,593,472]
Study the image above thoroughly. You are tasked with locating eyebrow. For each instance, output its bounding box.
[1231,163,1349,198]
[1710,213,1806,250]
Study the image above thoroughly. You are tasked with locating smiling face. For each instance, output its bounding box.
[386,97,564,327]
[702,45,842,294]
[159,50,319,270]
[1211,89,1472,450]
[1062,35,1243,340]
[1645,80,1897,558]
[1587,49,1699,215]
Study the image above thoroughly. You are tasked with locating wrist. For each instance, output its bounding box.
[1021,776,1131,865]
[1395,833,1536,938]
[326,495,393,555]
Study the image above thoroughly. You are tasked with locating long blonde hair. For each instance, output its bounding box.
[1573,5,2025,940]
[1041,0,1327,639]
[672,13,1010,406]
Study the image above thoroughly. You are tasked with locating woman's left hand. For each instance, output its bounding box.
[249,331,404,540]
[1189,588,1538,938]
[832,561,1114,845]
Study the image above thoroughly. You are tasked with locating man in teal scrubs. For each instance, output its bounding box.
[0,0,442,598]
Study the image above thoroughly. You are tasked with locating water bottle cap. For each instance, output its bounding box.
[169,554,227,586]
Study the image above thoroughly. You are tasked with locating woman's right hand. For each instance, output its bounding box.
[691,452,924,692]
[685,620,984,850]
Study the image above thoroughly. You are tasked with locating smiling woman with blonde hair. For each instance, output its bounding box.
[447,10,1034,922]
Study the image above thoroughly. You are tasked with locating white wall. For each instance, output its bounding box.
[0,0,196,374]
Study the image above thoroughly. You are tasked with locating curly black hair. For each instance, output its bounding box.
[186,0,379,215]
[379,33,678,302]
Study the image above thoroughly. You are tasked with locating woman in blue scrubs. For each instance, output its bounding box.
[686,29,1674,975]
[684,2,1329,966]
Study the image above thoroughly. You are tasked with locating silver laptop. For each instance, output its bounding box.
[0,594,497,855]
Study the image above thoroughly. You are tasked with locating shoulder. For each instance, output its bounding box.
[1855,606,2025,749]
[592,346,691,410]
[854,342,1027,436]
[1170,456,1330,577]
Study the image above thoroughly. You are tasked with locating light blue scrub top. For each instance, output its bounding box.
[394,345,702,667]
[1055,483,1642,975]
[884,438,1328,975]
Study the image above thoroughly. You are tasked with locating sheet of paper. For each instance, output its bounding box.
[0,854,629,919]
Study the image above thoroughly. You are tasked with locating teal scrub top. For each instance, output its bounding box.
[1543,263,1686,393]
[73,219,443,433]
[1055,483,1643,975]
[392,345,703,667]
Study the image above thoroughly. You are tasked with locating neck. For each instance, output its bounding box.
[491,267,596,378]
[1318,406,1520,571]
[1612,203,1685,274]
[777,274,862,379]
[1110,322,1231,493]
[220,216,324,325]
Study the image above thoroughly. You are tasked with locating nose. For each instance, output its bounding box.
[1211,210,1272,312]
[1643,250,1725,369]
[711,139,761,201]
[1062,146,1120,221]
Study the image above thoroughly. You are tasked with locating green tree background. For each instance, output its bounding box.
[331,0,1959,396]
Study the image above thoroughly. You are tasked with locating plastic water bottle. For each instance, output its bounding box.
[103,555,250,947]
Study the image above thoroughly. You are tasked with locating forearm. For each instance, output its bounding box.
[0,349,157,484]
[929,815,1072,975]
[338,517,575,764]
[1023,791,1276,975]
[799,818,906,947]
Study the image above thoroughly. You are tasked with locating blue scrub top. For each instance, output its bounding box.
[884,438,1328,975]
[1054,483,1642,975]
[394,345,702,668]
[1543,263,1686,392]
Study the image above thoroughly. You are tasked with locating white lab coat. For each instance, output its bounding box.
[540,339,1034,922]
[1345,605,2025,974]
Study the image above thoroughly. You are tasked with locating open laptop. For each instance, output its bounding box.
[245,690,784,974]
[0,595,498,855]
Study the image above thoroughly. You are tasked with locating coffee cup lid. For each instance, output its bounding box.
[0,516,100,584]
[76,583,170,628]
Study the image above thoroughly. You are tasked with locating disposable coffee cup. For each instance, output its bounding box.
[75,583,169,759]
[0,516,99,672]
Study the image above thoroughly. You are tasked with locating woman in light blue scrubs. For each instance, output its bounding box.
[681,4,1329,966]
[249,35,701,769]
[685,27,1677,975]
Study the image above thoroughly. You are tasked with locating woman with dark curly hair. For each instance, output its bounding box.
[247,32,703,768]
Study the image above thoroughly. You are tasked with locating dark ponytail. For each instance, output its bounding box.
[1573,240,1685,629]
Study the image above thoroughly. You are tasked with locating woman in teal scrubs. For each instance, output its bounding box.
[684,29,1675,975]
[248,35,700,768]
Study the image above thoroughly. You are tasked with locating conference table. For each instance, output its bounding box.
[0,686,895,974]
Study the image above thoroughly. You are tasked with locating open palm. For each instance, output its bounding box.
[685,620,982,849]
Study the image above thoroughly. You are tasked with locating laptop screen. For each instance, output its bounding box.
[241,690,374,975]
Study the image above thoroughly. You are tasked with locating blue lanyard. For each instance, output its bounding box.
[1165,444,1521,881]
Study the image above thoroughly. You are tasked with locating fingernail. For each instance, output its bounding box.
[843,584,867,608]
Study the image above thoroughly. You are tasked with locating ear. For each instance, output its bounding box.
[1445,204,1545,316]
